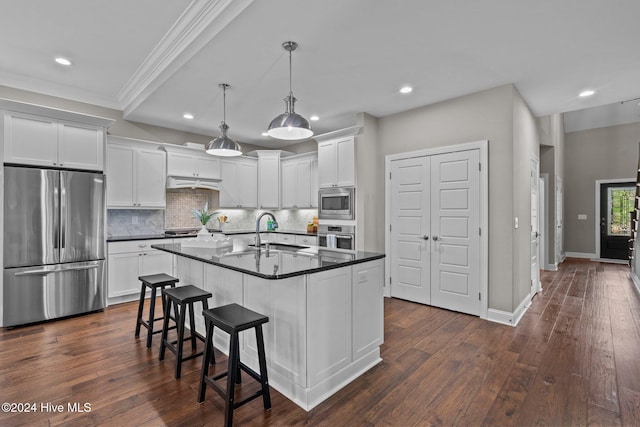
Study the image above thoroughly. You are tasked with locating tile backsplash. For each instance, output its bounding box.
[107,188,317,237]
[165,188,217,229]
[107,209,164,237]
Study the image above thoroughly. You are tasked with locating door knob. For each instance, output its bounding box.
[432,236,439,241]
[416,235,429,240]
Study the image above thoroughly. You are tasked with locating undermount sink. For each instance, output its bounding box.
[249,243,310,251]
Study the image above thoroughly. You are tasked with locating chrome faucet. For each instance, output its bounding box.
[255,212,278,249]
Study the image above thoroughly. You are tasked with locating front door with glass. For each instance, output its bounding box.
[600,182,634,260]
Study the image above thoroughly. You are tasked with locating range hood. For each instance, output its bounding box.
[166,176,220,190]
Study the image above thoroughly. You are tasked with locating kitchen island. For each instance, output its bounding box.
[151,242,384,411]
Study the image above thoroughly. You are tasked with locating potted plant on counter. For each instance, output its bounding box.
[192,203,218,237]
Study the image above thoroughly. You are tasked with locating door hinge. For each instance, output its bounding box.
[389,172,392,180]
[479,162,481,171]
[389,224,392,232]
[389,276,392,284]
[479,227,481,236]
[479,292,481,300]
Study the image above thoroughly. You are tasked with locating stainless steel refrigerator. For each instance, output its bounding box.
[3,166,106,327]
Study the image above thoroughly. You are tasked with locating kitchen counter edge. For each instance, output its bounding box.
[151,243,385,280]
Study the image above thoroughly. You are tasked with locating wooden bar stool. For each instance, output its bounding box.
[135,273,179,348]
[159,285,212,378]
[198,303,271,427]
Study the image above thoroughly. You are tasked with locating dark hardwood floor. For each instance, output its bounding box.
[1,259,639,426]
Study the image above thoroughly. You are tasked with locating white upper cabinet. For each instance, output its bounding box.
[106,137,166,208]
[166,150,220,179]
[258,151,281,209]
[220,157,258,208]
[3,111,105,171]
[317,136,355,188]
[281,153,317,209]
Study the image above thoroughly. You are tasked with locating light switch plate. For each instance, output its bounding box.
[578,214,587,220]
[514,217,519,229]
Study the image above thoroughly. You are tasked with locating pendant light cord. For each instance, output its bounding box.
[222,84,227,124]
[289,46,293,99]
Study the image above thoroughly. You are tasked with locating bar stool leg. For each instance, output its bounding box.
[134,282,146,337]
[159,297,172,361]
[189,302,197,351]
[146,287,158,348]
[256,325,271,410]
[234,337,242,384]
[198,320,214,403]
[175,300,186,379]
[225,333,240,427]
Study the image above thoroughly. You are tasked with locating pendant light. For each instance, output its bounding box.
[206,83,242,157]
[267,41,313,140]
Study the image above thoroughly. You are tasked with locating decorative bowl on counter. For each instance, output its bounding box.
[180,236,232,248]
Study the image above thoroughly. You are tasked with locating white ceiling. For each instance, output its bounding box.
[1,0,639,147]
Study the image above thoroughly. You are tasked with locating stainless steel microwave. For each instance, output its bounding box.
[318,187,355,220]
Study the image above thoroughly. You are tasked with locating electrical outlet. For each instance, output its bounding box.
[358,271,368,283]
[578,214,587,220]
[132,216,138,225]
[514,217,519,229]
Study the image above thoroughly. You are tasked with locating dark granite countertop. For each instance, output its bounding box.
[151,242,384,280]
[108,229,317,242]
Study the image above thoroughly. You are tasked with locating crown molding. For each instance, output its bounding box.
[0,70,121,110]
[119,0,254,117]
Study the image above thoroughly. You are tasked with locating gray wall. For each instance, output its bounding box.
[564,121,640,254]
[538,114,565,266]
[356,112,384,253]
[512,89,541,307]
[374,84,534,313]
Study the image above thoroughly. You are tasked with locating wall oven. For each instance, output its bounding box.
[318,187,355,220]
[318,224,355,251]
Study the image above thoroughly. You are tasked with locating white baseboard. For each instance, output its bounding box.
[487,294,530,327]
[542,263,558,271]
[565,252,596,259]
[631,271,640,296]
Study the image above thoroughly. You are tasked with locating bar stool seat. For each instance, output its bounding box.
[135,273,179,348]
[159,285,212,378]
[198,303,271,427]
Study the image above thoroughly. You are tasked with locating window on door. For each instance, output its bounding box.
[606,187,634,237]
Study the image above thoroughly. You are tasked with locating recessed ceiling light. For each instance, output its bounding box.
[261,132,268,136]
[579,90,595,97]
[400,86,413,94]
[55,57,72,66]
[183,113,194,120]
[310,115,319,121]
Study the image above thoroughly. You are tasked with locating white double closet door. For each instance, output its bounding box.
[390,149,481,316]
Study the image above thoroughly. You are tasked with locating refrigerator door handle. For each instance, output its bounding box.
[13,264,99,276]
[60,174,66,257]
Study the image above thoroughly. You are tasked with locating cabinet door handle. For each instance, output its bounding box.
[416,235,429,240]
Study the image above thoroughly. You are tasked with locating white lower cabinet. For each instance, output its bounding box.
[243,274,307,389]
[352,261,384,359]
[107,239,174,302]
[307,267,352,386]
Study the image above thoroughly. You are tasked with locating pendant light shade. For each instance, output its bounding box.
[267,41,313,140]
[206,83,242,157]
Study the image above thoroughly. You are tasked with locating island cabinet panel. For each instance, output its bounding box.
[307,267,352,387]
[269,277,307,388]
[201,264,243,349]
[352,261,384,360]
